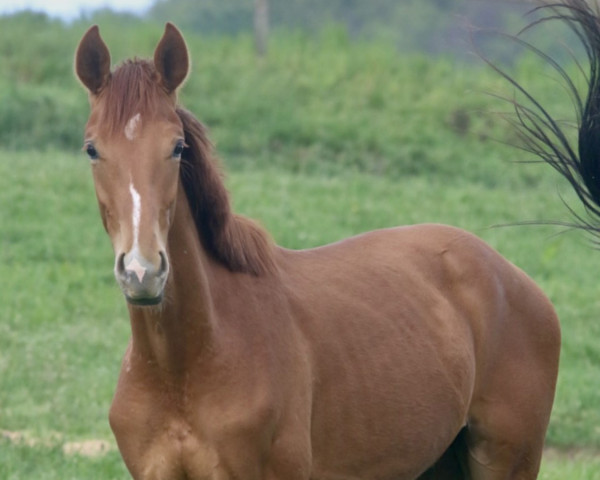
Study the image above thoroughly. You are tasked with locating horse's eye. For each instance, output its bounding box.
[85,143,99,160]
[172,141,185,158]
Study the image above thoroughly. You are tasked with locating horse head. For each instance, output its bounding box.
[75,23,189,305]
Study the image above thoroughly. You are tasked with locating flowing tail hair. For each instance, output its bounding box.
[487,0,600,235]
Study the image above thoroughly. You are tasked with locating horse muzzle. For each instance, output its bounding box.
[114,249,169,306]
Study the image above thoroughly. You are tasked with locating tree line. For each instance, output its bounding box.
[147,0,571,61]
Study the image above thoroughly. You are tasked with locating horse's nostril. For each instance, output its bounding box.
[158,251,168,276]
[116,252,126,276]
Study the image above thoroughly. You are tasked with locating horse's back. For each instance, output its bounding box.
[283,223,557,347]
[278,223,559,479]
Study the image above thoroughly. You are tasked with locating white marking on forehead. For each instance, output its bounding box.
[124,113,141,141]
[129,182,141,249]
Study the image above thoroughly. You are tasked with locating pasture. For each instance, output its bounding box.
[2,149,600,478]
[1,13,600,478]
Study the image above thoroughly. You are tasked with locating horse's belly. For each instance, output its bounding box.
[310,384,469,479]
[307,317,475,480]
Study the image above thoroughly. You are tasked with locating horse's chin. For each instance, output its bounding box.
[124,293,164,307]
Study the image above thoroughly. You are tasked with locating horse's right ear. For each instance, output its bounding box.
[75,25,111,95]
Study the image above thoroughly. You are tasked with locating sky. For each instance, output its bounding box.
[0,0,155,20]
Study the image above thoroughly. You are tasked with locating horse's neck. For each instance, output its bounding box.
[127,185,218,376]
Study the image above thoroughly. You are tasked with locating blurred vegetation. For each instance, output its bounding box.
[0,4,586,183]
[148,0,578,61]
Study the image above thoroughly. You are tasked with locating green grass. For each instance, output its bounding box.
[0,438,126,480]
[0,11,584,182]
[540,457,600,480]
[2,148,600,477]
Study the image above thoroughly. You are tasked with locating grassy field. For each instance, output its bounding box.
[2,147,600,478]
[2,10,600,478]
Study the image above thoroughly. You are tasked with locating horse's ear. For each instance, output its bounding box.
[75,25,111,95]
[153,23,189,94]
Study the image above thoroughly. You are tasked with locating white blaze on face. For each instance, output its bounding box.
[129,182,142,249]
[126,182,147,283]
[124,113,141,141]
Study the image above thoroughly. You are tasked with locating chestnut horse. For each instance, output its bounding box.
[74,23,560,480]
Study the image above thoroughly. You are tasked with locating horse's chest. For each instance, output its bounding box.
[110,376,277,480]
[111,397,220,479]
[136,418,221,480]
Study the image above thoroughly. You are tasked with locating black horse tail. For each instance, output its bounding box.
[490,0,600,234]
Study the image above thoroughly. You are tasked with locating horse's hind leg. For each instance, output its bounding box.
[463,339,559,478]
[464,414,546,480]
[421,394,552,480]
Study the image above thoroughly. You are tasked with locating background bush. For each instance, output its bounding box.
[0,4,583,184]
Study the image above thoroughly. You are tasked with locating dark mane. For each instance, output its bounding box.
[490,0,600,236]
[97,59,167,134]
[176,107,276,276]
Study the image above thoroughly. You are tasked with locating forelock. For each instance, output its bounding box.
[95,59,171,135]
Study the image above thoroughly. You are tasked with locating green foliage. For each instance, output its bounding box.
[147,0,579,62]
[0,83,87,149]
[0,12,74,85]
[147,0,524,47]
[0,9,581,184]
[150,0,253,35]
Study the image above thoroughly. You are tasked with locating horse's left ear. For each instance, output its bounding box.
[154,23,189,94]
